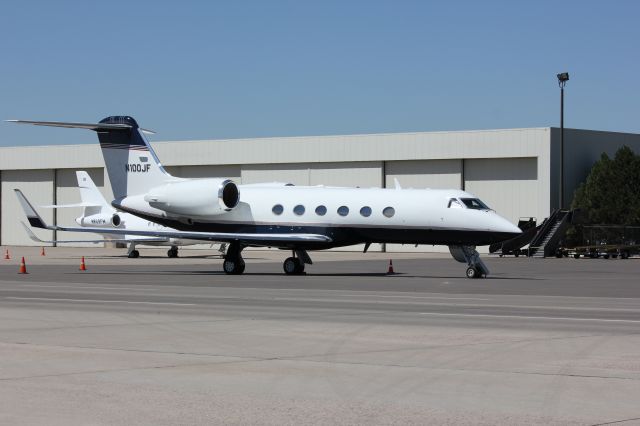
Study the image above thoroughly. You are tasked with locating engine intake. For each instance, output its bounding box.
[144,178,240,217]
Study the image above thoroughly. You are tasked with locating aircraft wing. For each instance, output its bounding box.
[15,189,332,245]
[39,202,101,209]
[20,222,168,244]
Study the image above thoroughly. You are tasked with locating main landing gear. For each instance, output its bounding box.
[167,246,179,258]
[222,242,246,275]
[127,242,140,258]
[449,245,490,279]
[221,244,313,276]
[283,249,313,275]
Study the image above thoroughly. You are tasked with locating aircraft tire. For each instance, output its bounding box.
[167,248,178,258]
[283,257,302,275]
[223,259,245,275]
[466,266,479,279]
[128,250,140,259]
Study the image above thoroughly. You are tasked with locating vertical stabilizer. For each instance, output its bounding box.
[75,171,112,216]
[96,116,179,199]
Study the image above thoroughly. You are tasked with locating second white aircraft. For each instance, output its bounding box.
[22,170,220,258]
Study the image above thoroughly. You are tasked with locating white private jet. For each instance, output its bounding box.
[10,116,521,278]
[21,170,220,258]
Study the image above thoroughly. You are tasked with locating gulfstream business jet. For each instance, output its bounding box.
[10,116,521,278]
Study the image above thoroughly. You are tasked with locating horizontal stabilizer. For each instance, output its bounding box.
[6,119,155,134]
[6,119,131,131]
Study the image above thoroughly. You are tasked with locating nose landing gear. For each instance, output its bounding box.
[466,266,483,279]
[449,245,490,279]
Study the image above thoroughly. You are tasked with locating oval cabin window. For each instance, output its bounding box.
[360,206,372,217]
[383,207,395,218]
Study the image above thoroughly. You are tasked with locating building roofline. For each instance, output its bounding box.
[1,127,553,149]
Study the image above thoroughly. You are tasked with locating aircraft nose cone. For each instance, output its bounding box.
[489,215,522,242]
[501,220,522,236]
[75,217,82,225]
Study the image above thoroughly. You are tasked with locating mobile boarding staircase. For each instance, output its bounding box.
[490,209,573,258]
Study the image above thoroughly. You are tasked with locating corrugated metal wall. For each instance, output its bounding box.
[385,160,462,189]
[464,158,539,225]
[1,170,55,245]
[241,162,382,186]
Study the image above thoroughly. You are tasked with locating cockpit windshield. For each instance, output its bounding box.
[460,198,490,210]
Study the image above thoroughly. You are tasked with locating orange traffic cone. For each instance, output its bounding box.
[40,246,46,256]
[79,256,87,271]
[387,259,395,274]
[4,249,9,260]
[18,257,28,274]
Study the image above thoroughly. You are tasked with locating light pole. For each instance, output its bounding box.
[557,72,569,210]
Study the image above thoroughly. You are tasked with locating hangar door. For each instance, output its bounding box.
[1,170,55,246]
[385,160,462,189]
[464,157,538,224]
[241,162,383,187]
[164,165,241,181]
[55,168,108,247]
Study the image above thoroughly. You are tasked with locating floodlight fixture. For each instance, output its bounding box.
[557,72,569,87]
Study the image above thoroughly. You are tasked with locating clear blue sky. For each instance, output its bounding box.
[1,0,638,146]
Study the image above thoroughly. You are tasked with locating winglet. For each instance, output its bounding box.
[14,189,52,229]
[20,221,47,243]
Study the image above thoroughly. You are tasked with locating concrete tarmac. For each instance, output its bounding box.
[0,247,639,425]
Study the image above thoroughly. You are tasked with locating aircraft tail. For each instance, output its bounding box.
[96,116,177,199]
[7,116,178,199]
[76,171,113,216]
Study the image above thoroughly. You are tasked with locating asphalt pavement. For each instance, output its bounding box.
[0,247,639,425]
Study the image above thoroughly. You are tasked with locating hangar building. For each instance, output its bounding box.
[1,127,639,251]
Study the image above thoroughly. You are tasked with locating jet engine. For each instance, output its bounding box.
[76,213,122,227]
[144,178,240,217]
